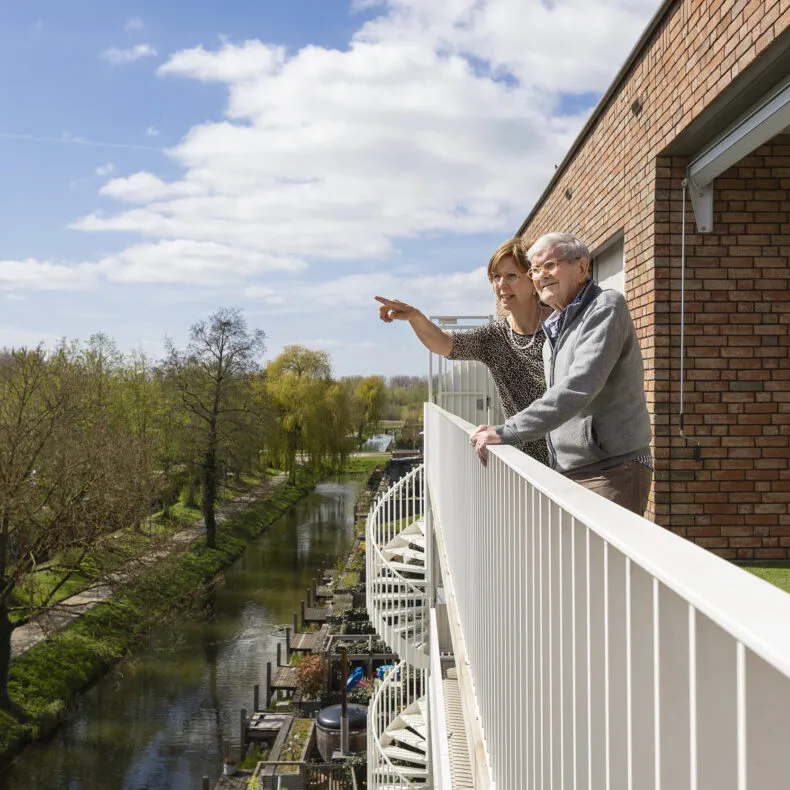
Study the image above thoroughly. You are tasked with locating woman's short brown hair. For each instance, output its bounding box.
[486,236,533,280]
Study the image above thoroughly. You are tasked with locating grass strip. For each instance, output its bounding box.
[742,563,790,595]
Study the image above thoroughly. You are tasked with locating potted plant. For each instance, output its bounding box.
[295,654,325,715]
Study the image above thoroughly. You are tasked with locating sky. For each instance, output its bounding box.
[0,0,661,378]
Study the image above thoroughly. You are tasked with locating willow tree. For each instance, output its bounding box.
[265,346,354,482]
[164,308,265,549]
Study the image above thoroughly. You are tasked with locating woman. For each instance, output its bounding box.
[375,237,550,465]
[471,232,652,515]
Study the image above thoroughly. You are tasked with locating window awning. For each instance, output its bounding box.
[688,78,790,232]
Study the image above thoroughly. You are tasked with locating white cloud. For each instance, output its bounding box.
[246,266,493,318]
[146,125,160,137]
[125,17,144,34]
[354,0,657,94]
[0,259,97,291]
[95,171,204,203]
[96,162,116,177]
[74,0,658,287]
[101,44,157,66]
[244,285,277,298]
[158,39,286,83]
[95,240,306,285]
[0,0,650,328]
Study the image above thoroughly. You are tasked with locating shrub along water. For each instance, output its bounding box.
[0,466,324,766]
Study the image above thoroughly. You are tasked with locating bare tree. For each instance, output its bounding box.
[164,308,266,549]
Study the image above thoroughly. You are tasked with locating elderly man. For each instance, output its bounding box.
[471,232,652,516]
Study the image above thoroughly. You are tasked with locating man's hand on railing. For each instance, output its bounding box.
[470,425,502,465]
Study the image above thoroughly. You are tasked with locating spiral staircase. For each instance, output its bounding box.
[367,464,431,788]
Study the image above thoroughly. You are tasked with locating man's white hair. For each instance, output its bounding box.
[527,232,590,262]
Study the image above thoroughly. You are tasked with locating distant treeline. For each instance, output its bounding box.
[379,376,429,422]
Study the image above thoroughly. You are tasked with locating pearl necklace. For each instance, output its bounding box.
[507,313,542,351]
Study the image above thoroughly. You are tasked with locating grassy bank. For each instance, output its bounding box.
[343,454,389,475]
[7,470,282,626]
[0,466,326,765]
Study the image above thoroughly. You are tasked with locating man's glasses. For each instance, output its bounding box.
[527,257,579,279]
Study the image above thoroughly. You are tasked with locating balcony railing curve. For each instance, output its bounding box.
[366,464,429,670]
[368,659,429,788]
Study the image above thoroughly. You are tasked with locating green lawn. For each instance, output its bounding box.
[742,563,790,595]
[343,454,389,474]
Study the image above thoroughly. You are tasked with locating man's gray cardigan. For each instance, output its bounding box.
[496,282,652,474]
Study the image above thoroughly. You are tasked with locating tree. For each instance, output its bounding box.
[0,345,142,709]
[164,308,265,550]
[116,350,167,531]
[352,376,387,443]
[265,346,354,482]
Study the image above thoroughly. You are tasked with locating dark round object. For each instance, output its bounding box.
[317,703,368,731]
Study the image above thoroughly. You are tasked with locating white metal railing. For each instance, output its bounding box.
[368,659,428,788]
[428,314,505,426]
[424,401,790,790]
[366,464,429,670]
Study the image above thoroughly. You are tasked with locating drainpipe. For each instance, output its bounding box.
[679,179,702,462]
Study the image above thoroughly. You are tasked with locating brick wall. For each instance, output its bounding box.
[654,137,790,559]
[519,0,790,552]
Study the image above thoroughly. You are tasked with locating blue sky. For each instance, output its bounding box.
[0,0,659,376]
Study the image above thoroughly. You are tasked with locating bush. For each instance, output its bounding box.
[347,687,371,705]
[294,654,324,700]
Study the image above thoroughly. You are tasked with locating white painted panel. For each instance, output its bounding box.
[594,237,625,294]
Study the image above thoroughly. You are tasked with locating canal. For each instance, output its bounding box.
[1,477,362,790]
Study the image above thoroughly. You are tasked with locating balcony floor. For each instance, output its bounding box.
[444,667,475,789]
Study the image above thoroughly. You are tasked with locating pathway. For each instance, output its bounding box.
[10,473,288,659]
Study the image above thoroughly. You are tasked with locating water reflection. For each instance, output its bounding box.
[1,478,361,790]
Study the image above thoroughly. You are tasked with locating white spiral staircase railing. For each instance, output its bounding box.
[366,464,428,671]
[367,463,431,788]
[368,659,430,788]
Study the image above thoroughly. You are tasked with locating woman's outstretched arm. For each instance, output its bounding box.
[375,296,453,356]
